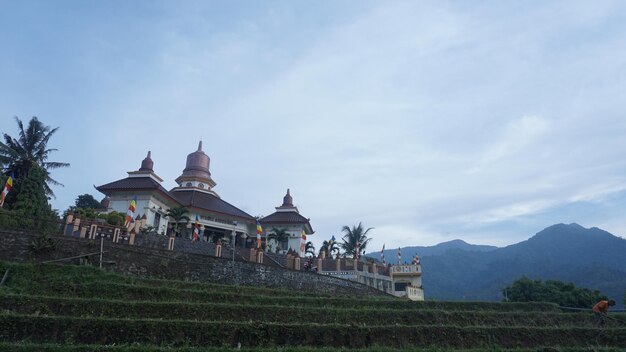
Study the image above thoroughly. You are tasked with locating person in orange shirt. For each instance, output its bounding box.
[592,299,616,326]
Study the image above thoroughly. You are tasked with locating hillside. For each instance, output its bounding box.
[368,239,498,262]
[0,261,624,351]
[421,224,626,308]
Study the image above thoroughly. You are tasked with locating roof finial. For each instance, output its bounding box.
[147,151,151,158]
[282,188,293,207]
[197,140,202,151]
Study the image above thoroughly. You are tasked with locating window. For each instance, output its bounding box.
[153,213,161,230]
[186,182,192,187]
[394,282,408,292]
[198,183,205,189]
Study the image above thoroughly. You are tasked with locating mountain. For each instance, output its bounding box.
[419,223,626,309]
[367,239,497,263]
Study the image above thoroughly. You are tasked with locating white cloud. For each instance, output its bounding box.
[3,1,626,248]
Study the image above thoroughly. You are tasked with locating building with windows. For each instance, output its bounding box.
[96,142,256,245]
[259,189,314,256]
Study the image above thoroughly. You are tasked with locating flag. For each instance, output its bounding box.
[124,196,137,227]
[300,230,306,253]
[256,220,263,249]
[397,247,401,265]
[412,255,420,265]
[0,174,13,208]
[192,215,200,242]
[381,244,386,266]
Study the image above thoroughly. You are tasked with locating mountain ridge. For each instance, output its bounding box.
[368,223,626,309]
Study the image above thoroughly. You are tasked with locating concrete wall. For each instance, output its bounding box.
[0,230,389,297]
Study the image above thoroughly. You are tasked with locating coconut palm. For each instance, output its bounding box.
[319,239,340,258]
[165,206,190,237]
[267,227,289,252]
[305,241,315,257]
[340,222,373,258]
[0,116,69,197]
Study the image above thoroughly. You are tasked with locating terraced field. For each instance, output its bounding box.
[0,262,624,352]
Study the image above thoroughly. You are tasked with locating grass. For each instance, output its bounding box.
[0,261,624,350]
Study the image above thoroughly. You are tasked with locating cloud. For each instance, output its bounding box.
[2,1,626,249]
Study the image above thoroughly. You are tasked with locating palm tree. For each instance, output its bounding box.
[268,227,289,253]
[0,116,69,197]
[305,241,315,257]
[165,206,190,237]
[340,222,373,258]
[319,239,340,258]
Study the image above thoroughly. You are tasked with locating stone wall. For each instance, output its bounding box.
[0,230,389,297]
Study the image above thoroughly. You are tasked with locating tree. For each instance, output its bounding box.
[503,276,607,308]
[11,164,57,233]
[165,206,190,237]
[75,194,101,209]
[340,222,373,258]
[305,241,315,257]
[268,227,290,252]
[319,239,340,258]
[0,116,69,199]
[12,164,50,219]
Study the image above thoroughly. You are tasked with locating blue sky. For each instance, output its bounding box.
[2,1,626,250]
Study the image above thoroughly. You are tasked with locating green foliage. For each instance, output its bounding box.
[12,165,50,218]
[74,194,101,209]
[27,234,57,254]
[165,206,190,236]
[3,294,625,327]
[267,227,289,252]
[340,222,373,258]
[103,211,126,226]
[0,314,625,348]
[0,116,69,198]
[503,276,607,308]
[0,165,59,234]
[304,241,315,257]
[319,239,339,258]
[1,262,625,350]
[0,344,623,352]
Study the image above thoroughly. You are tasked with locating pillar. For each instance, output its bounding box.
[89,224,98,240]
[73,217,81,235]
[79,226,87,239]
[256,251,263,264]
[249,248,257,262]
[113,228,121,243]
[317,258,323,273]
[294,257,301,271]
[65,214,74,235]
[129,232,136,245]
[215,244,222,257]
[167,236,175,251]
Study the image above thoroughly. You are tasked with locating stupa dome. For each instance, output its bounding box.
[139,151,154,172]
[180,141,211,180]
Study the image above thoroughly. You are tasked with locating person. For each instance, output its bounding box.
[592,299,616,326]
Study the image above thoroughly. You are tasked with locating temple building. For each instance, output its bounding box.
[96,142,256,245]
[259,189,314,255]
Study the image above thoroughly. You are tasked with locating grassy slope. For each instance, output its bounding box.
[0,261,624,351]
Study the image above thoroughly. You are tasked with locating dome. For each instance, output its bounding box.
[282,189,293,207]
[178,141,211,180]
[139,151,154,172]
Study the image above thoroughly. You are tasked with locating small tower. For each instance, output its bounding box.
[390,259,424,301]
[173,141,218,196]
[259,189,314,255]
[127,151,164,183]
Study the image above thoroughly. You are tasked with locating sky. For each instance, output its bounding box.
[2,1,626,250]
